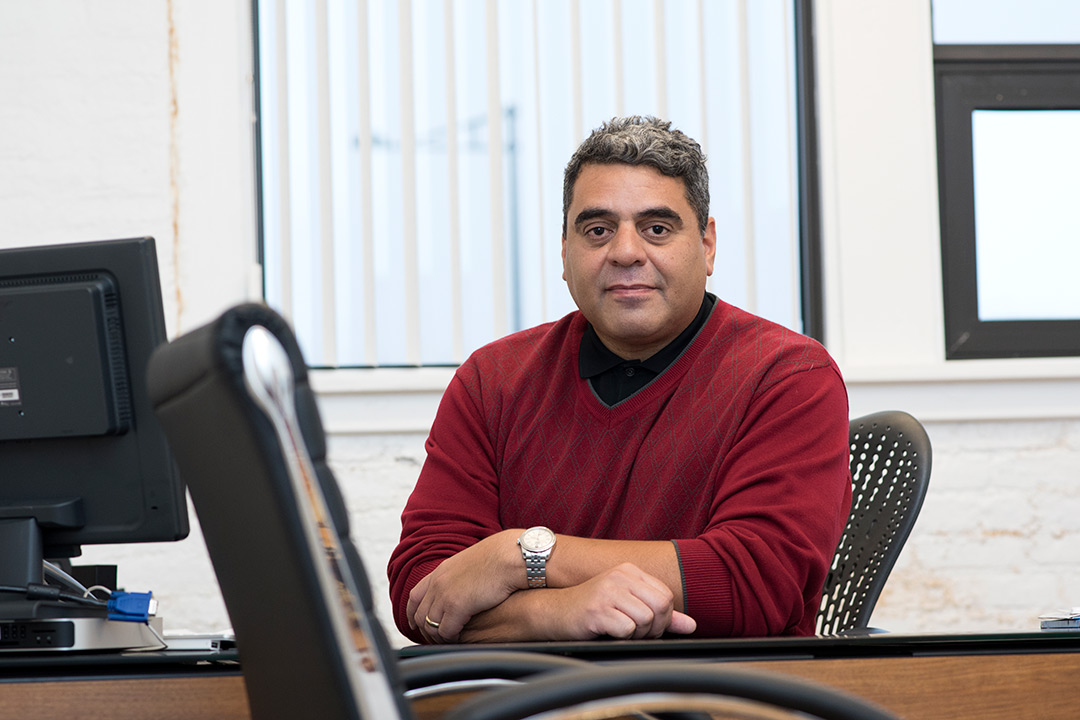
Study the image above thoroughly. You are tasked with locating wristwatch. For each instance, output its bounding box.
[517,526,556,589]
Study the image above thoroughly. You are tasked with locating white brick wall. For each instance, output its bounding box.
[331,433,430,646]
[872,419,1080,634]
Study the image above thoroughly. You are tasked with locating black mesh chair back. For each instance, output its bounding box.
[817,411,932,635]
[147,304,413,720]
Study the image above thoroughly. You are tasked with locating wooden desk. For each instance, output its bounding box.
[0,650,247,720]
[404,632,1080,719]
[741,653,1079,719]
[3,633,1080,719]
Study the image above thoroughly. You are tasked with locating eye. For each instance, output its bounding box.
[585,226,609,238]
[644,224,670,237]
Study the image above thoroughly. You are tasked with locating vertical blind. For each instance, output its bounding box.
[256,0,801,367]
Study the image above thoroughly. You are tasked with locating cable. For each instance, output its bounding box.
[2,582,157,623]
[84,585,113,600]
[0,583,108,608]
[144,619,168,650]
[42,560,92,595]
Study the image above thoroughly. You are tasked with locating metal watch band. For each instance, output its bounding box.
[524,555,548,589]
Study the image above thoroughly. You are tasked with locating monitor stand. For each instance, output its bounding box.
[0,519,165,653]
[0,602,165,653]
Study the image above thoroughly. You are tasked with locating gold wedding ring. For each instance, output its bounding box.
[424,615,440,629]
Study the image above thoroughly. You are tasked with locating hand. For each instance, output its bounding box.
[459,562,697,642]
[554,562,697,640]
[407,529,522,643]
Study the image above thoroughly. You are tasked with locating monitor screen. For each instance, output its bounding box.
[0,237,189,620]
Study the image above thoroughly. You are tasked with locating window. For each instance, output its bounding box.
[933,0,1080,358]
[255,0,812,367]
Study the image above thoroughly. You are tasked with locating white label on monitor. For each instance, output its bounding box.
[0,365,19,404]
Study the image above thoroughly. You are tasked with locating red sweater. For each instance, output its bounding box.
[388,300,851,642]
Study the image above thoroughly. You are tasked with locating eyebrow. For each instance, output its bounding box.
[572,206,685,230]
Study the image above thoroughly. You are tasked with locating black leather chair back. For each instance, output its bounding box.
[147,303,412,720]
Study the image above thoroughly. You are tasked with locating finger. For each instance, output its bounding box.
[592,606,640,639]
[414,596,440,643]
[598,589,665,640]
[615,597,660,639]
[419,600,472,645]
[421,609,446,644]
[623,576,675,638]
[638,606,670,639]
[433,609,467,643]
[420,614,443,644]
[668,610,697,635]
[406,575,432,629]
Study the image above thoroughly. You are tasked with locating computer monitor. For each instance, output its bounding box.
[0,237,189,626]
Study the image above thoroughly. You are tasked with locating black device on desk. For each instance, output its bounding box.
[0,237,188,651]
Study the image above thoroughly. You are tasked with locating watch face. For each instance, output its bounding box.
[521,526,556,553]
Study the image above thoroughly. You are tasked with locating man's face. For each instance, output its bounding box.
[562,163,716,360]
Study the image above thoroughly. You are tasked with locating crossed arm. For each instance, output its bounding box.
[406,531,697,643]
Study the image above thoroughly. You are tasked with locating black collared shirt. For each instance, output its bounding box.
[579,293,717,406]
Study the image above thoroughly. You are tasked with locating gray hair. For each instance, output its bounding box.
[562,116,710,235]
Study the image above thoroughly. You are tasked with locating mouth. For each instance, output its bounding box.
[605,283,657,298]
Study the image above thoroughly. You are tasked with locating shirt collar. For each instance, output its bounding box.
[578,293,716,379]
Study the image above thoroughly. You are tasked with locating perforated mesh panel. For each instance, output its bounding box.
[816,411,932,636]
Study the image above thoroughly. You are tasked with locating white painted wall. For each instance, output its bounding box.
[0,0,257,638]
[2,0,1078,647]
[814,0,1080,634]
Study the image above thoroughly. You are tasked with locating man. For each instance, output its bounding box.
[388,116,851,644]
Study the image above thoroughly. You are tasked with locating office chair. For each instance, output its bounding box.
[147,303,898,720]
[817,411,932,635]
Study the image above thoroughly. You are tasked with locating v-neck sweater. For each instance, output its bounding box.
[389,298,851,642]
[579,293,715,405]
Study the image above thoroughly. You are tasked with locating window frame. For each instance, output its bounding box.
[795,0,824,341]
[935,44,1080,359]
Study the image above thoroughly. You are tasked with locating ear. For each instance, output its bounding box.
[702,217,717,276]
[561,233,568,281]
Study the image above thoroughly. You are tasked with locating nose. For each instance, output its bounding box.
[608,224,646,267]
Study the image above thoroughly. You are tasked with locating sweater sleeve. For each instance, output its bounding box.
[386,363,503,643]
[674,362,851,637]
